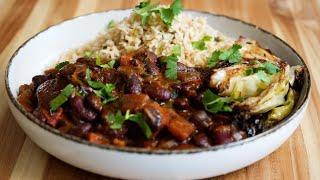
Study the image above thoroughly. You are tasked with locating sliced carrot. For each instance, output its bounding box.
[87,133,108,145]
[166,109,196,141]
[113,138,126,147]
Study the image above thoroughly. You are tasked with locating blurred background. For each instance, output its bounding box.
[0,0,319,180]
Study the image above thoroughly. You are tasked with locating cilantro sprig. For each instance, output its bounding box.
[55,61,69,70]
[85,68,116,104]
[244,61,280,83]
[207,44,242,67]
[192,35,212,50]
[84,50,94,58]
[171,44,181,56]
[263,62,280,74]
[165,54,179,80]
[134,0,183,26]
[202,89,232,113]
[107,20,116,29]
[49,84,75,111]
[106,110,152,138]
[95,55,115,69]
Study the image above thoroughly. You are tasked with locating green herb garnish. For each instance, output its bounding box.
[55,61,69,70]
[219,44,242,63]
[245,68,254,76]
[192,35,212,50]
[243,61,280,83]
[134,0,183,26]
[207,50,222,68]
[172,44,181,56]
[93,84,117,104]
[106,110,152,138]
[202,89,232,113]
[85,68,116,103]
[165,54,179,80]
[85,68,105,89]
[207,44,242,67]
[95,55,115,69]
[49,84,75,111]
[134,1,157,25]
[107,20,116,29]
[84,50,93,58]
[263,62,280,74]
[256,70,270,83]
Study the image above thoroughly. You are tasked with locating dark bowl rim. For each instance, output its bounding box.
[5,9,311,155]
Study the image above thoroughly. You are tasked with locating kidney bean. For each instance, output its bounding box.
[32,75,48,88]
[212,114,232,124]
[70,95,97,121]
[125,73,142,94]
[171,83,182,91]
[69,123,92,138]
[211,124,234,145]
[56,64,76,79]
[144,51,159,75]
[144,83,171,102]
[179,82,199,97]
[97,68,120,84]
[87,94,102,112]
[190,110,213,130]
[173,98,190,110]
[177,62,196,72]
[76,57,96,68]
[193,133,212,147]
[36,79,62,109]
[177,72,201,83]
[189,92,204,109]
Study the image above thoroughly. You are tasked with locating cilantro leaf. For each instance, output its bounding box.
[85,68,116,103]
[165,54,179,80]
[171,0,183,16]
[95,55,102,66]
[172,44,181,56]
[92,83,116,104]
[256,70,270,83]
[263,62,280,74]
[84,50,93,58]
[134,1,157,25]
[192,35,212,50]
[127,112,152,139]
[207,50,222,68]
[206,44,242,67]
[95,55,115,69]
[99,60,116,69]
[49,84,74,111]
[219,44,242,63]
[107,20,116,29]
[245,68,254,76]
[158,0,183,26]
[106,110,152,138]
[243,61,280,83]
[159,8,174,26]
[85,68,105,89]
[202,89,232,113]
[55,61,69,70]
[134,0,183,26]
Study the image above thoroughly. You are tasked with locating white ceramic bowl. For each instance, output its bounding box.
[5,10,310,179]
